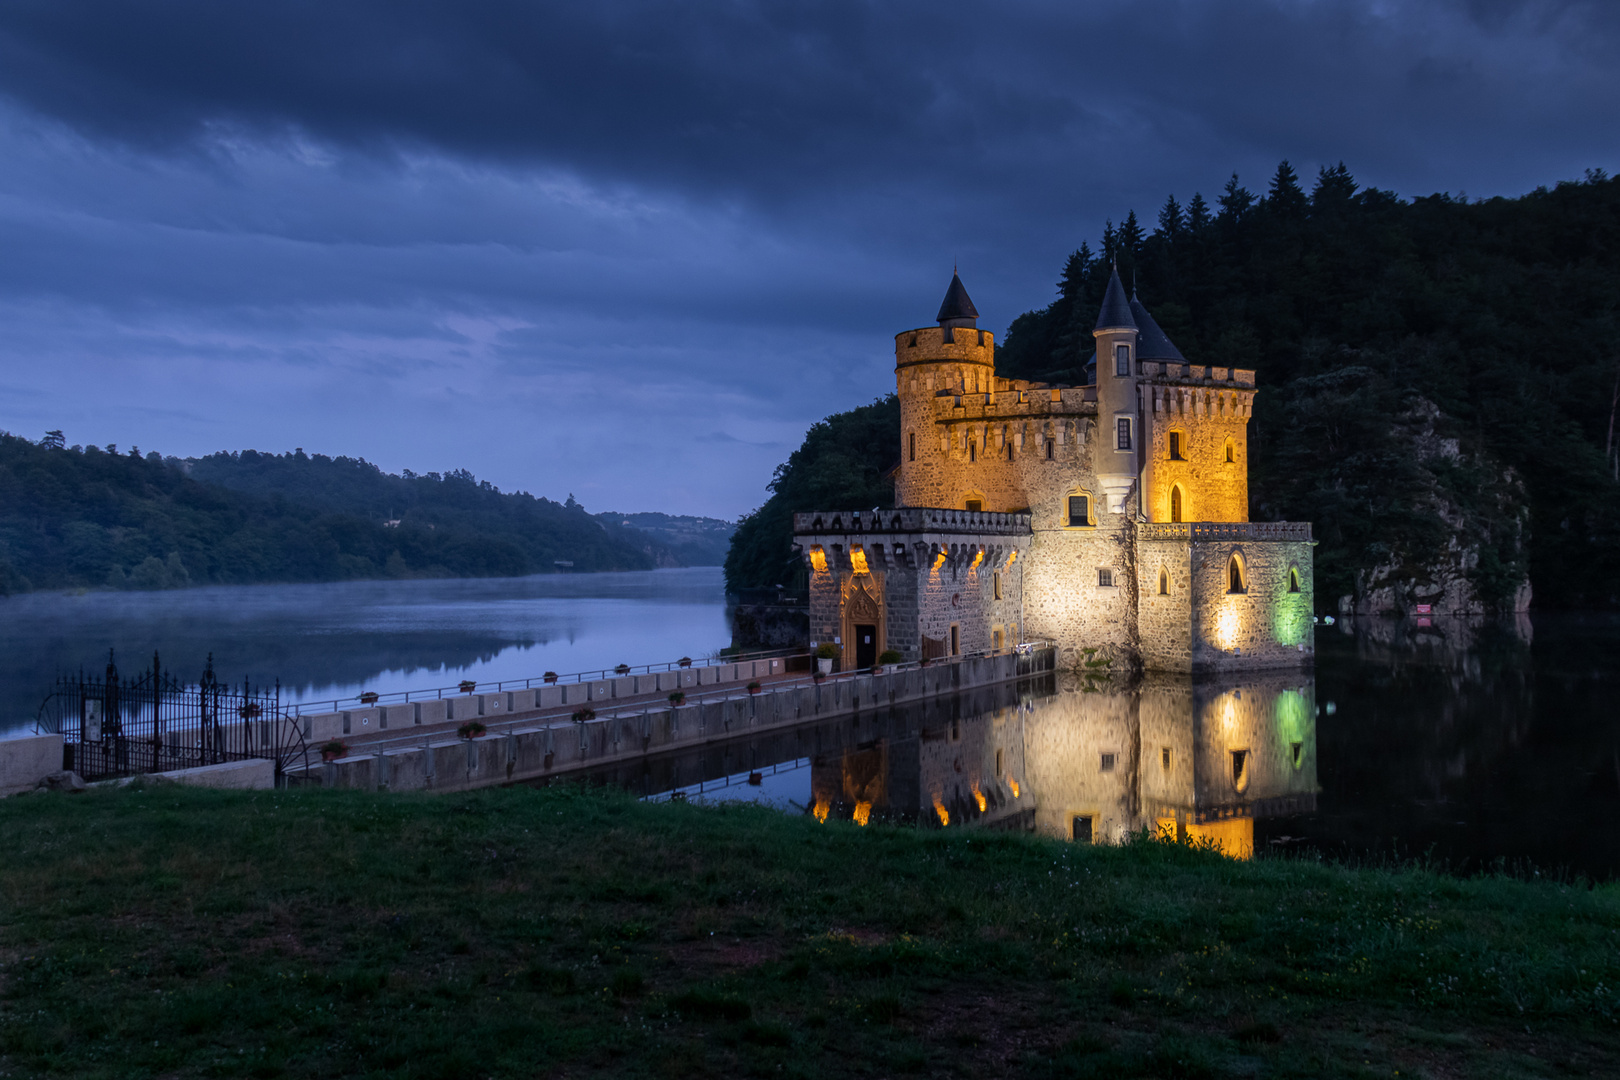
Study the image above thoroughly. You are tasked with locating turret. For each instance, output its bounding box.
[1092,265,1140,515]
[895,272,996,509]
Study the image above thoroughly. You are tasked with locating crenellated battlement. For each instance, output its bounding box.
[895,325,995,369]
[1139,361,1255,387]
[929,383,1097,425]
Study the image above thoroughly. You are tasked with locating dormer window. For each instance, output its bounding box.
[1115,344,1130,376]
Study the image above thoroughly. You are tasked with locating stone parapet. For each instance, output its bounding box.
[1139,522,1313,542]
[794,507,1031,536]
[1138,361,1256,388]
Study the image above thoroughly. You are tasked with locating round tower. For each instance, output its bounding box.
[894,273,996,509]
[1092,265,1141,516]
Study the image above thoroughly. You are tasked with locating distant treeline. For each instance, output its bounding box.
[0,437,732,593]
[727,166,1620,610]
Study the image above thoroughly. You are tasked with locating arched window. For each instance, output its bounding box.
[1288,566,1301,593]
[1170,485,1184,523]
[1224,439,1235,464]
[1158,568,1169,595]
[908,431,916,462]
[1227,552,1246,594]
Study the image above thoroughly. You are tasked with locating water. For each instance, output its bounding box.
[581,613,1620,880]
[0,568,731,738]
[6,574,1618,877]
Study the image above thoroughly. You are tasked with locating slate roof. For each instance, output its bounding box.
[1094,265,1136,331]
[936,273,979,326]
[1129,294,1187,362]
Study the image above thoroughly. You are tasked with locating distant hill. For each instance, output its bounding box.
[595,512,735,567]
[0,437,727,593]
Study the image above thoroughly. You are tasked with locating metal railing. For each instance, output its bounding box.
[1138,521,1313,542]
[288,640,1058,763]
[286,645,808,716]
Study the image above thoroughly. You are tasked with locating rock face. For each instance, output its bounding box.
[1338,397,1531,616]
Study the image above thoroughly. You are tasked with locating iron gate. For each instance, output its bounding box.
[35,651,309,783]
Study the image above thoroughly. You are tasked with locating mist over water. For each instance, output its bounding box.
[0,568,730,737]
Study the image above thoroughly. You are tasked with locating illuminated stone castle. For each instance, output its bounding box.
[793,269,1315,673]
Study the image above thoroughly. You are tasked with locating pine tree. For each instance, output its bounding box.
[1118,210,1146,261]
[1186,192,1211,232]
[1156,194,1184,240]
[1266,160,1308,217]
[1311,162,1358,212]
[1218,174,1256,222]
[1058,245,1091,301]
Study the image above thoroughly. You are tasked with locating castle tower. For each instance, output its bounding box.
[894,273,998,510]
[1092,266,1141,515]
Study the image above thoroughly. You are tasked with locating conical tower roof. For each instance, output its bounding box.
[936,272,979,327]
[1129,294,1186,362]
[1094,264,1136,332]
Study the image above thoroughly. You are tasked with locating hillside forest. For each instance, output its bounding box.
[726,166,1620,612]
[0,437,731,594]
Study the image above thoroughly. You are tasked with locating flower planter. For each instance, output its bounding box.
[746,682,761,695]
[319,741,349,762]
[677,657,693,668]
[543,673,559,684]
[358,692,379,705]
[458,681,477,694]
[614,664,631,675]
[668,692,686,707]
[457,721,487,740]
[817,658,833,676]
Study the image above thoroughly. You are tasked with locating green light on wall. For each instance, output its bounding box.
[1275,688,1310,743]
[1272,594,1310,646]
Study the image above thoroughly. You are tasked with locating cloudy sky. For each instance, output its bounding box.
[0,1,1615,519]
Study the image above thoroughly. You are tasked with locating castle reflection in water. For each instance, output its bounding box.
[806,671,1318,858]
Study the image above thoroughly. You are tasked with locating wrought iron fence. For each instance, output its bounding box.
[35,651,309,783]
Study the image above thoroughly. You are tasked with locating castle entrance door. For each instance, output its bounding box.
[855,625,878,669]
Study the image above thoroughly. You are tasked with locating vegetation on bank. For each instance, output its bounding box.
[1,784,1615,1079]
[724,395,899,595]
[0,435,730,594]
[728,167,1620,609]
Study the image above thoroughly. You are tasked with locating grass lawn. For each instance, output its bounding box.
[1,783,1617,1078]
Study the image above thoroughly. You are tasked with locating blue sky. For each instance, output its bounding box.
[0,0,1615,518]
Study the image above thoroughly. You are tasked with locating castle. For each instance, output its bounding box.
[793,269,1315,673]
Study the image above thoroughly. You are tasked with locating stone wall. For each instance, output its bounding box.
[1188,538,1315,671]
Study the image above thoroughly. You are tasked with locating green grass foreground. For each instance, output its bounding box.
[1,786,1617,1079]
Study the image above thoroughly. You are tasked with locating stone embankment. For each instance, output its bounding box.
[286,647,1055,794]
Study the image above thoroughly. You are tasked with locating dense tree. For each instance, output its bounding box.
[724,397,900,595]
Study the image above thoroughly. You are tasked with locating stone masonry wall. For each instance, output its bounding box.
[1135,540,1196,672]
[1189,540,1315,671]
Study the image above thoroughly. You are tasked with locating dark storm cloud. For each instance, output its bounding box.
[0,1,1615,516]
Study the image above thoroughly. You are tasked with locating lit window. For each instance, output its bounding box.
[1288,567,1301,593]
[1098,568,1114,588]
[1116,418,1131,450]
[1170,485,1183,523]
[1227,554,1246,594]
[1158,568,1169,595]
[1169,431,1185,460]
[1067,495,1090,527]
[1115,344,1130,376]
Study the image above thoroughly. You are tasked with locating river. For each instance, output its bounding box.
[5,571,1618,877]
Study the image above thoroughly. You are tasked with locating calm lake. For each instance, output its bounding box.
[5,569,1618,878]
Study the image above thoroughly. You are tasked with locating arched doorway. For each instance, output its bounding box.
[844,579,883,669]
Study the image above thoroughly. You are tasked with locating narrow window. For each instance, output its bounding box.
[1170,485,1183,523]
[965,499,982,512]
[996,748,1004,777]
[1288,567,1301,593]
[969,442,977,463]
[1045,440,1054,460]
[1098,568,1114,588]
[1230,749,1248,789]
[1290,742,1303,768]
[993,572,1002,600]
[1100,752,1117,772]
[1224,439,1235,463]
[1072,815,1093,843]
[950,624,960,656]
[1161,746,1173,771]
[1115,343,1130,376]
[1067,495,1089,527]
[1158,568,1169,595]
[1116,418,1131,450]
[1007,442,1015,461]
[908,431,916,462]
[1169,431,1184,460]
[1228,555,1245,594]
